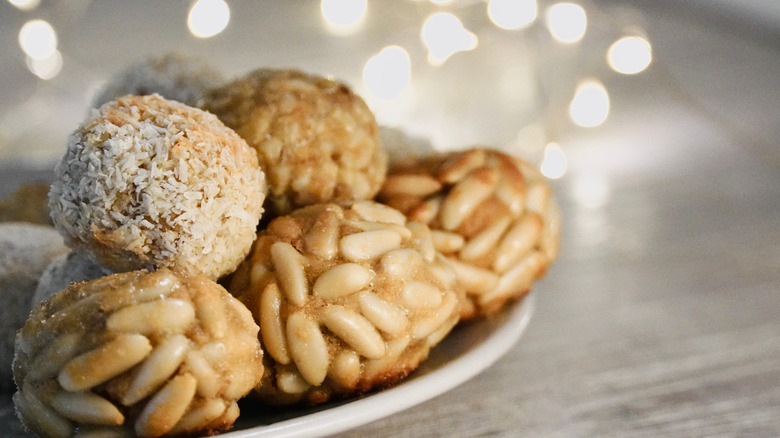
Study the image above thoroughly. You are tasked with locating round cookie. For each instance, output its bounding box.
[228,200,461,405]
[0,223,68,391]
[202,69,387,216]
[379,148,561,319]
[13,268,263,438]
[91,53,223,108]
[48,94,266,279]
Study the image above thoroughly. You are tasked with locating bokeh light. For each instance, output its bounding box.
[8,0,40,11]
[571,173,611,209]
[608,36,652,74]
[487,0,537,30]
[569,79,610,127]
[545,3,587,43]
[363,45,412,99]
[187,0,230,38]
[26,50,63,80]
[321,0,367,34]
[421,12,478,65]
[18,19,57,60]
[540,142,567,179]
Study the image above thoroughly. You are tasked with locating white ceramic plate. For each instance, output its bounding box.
[222,293,535,438]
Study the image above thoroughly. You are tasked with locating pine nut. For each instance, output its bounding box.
[271,241,309,306]
[493,213,543,273]
[330,350,361,388]
[304,207,340,260]
[106,299,196,335]
[59,334,152,392]
[382,174,442,197]
[358,291,408,337]
[321,305,386,359]
[135,373,197,438]
[259,283,290,364]
[121,335,190,406]
[50,390,124,426]
[351,200,407,225]
[439,167,498,230]
[402,281,443,309]
[313,263,374,299]
[340,229,402,262]
[286,312,329,386]
[459,216,512,262]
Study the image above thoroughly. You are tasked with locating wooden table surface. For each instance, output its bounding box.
[1,1,779,437]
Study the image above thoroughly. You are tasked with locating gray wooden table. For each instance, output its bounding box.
[2,1,779,437]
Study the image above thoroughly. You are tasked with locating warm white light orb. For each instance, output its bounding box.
[18,19,57,60]
[188,0,230,38]
[321,0,367,30]
[569,79,610,128]
[488,0,537,30]
[540,142,567,179]
[421,12,478,65]
[546,2,587,43]
[26,50,63,80]
[8,0,40,11]
[363,45,412,100]
[608,36,652,74]
[571,174,610,209]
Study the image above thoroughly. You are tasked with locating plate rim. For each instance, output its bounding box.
[221,293,536,438]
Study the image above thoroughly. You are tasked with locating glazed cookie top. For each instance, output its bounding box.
[202,69,388,216]
[48,94,266,279]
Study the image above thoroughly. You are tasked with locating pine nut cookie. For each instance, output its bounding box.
[48,94,266,279]
[228,200,461,405]
[201,69,387,216]
[379,148,561,319]
[13,268,263,438]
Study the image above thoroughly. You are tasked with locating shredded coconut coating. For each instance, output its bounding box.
[91,53,224,108]
[0,223,68,391]
[48,94,266,279]
[202,69,388,216]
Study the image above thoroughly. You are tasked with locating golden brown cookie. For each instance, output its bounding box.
[228,200,461,405]
[13,268,263,438]
[48,94,266,279]
[202,69,387,216]
[379,148,561,319]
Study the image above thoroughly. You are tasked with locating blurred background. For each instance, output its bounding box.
[2,0,777,173]
[1,2,780,436]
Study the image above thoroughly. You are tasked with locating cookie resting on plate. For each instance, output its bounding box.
[228,200,462,405]
[13,268,263,438]
[379,148,561,319]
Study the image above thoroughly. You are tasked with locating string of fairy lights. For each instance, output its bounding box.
[8,0,653,181]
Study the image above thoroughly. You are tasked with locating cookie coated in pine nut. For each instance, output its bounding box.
[228,200,461,405]
[13,268,263,438]
[201,69,388,216]
[48,94,266,279]
[379,148,561,319]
